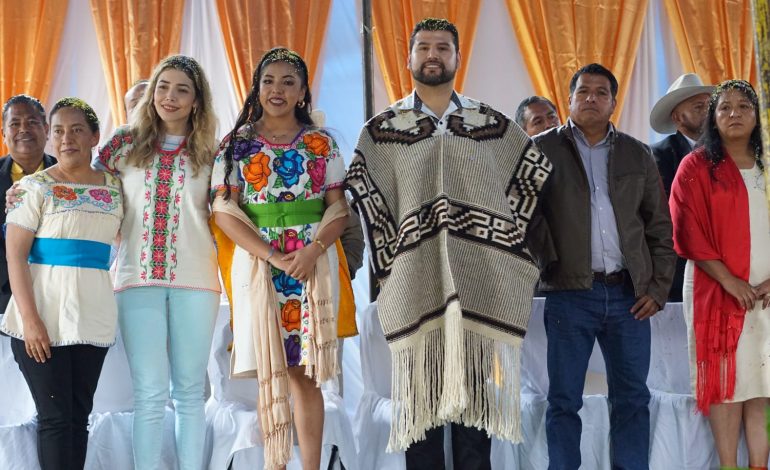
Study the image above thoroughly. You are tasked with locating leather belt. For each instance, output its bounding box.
[592,270,627,286]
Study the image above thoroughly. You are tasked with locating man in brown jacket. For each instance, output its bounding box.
[530,63,675,470]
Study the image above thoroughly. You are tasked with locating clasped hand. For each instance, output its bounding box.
[268,242,323,282]
[721,276,770,310]
[751,279,770,310]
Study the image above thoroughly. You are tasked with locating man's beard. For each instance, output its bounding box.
[684,119,706,138]
[412,61,456,86]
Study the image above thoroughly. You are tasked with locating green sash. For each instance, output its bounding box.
[242,198,324,228]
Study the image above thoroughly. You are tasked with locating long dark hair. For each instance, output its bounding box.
[221,47,315,200]
[699,79,763,177]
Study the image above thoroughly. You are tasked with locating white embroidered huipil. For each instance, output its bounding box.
[95,127,220,293]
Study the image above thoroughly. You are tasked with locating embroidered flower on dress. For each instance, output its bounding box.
[160,155,175,167]
[88,188,112,203]
[53,186,77,201]
[273,149,304,186]
[277,191,296,202]
[158,168,173,181]
[156,183,171,198]
[303,132,331,157]
[152,265,166,279]
[282,229,305,253]
[307,158,326,194]
[285,335,301,366]
[153,234,167,247]
[233,138,263,162]
[272,272,303,296]
[155,201,169,215]
[281,299,302,332]
[243,152,272,191]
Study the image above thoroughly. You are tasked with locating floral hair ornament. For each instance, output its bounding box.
[261,47,308,78]
[163,55,203,83]
[710,79,759,110]
[51,97,100,131]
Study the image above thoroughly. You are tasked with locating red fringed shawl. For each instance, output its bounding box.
[670,149,750,414]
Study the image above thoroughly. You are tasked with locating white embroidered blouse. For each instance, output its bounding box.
[95,127,220,293]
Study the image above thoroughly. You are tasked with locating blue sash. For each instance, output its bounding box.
[28,238,111,271]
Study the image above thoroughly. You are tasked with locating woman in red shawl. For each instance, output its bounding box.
[671,80,769,469]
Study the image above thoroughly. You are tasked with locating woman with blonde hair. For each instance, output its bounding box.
[95,55,220,469]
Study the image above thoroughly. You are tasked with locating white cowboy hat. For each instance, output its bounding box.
[650,73,714,134]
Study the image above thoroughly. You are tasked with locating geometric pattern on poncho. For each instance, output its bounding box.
[446,104,508,141]
[507,144,553,230]
[345,155,397,279]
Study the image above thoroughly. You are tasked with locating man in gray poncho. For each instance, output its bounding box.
[345,18,551,469]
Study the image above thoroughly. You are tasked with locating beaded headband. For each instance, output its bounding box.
[711,79,758,108]
[162,55,203,83]
[260,47,307,77]
[51,97,99,129]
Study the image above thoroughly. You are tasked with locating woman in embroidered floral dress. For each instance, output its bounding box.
[671,80,770,469]
[1,98,121,470]
[211,48,348,469]
[92,56,220,470]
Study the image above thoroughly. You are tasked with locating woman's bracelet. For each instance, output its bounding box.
[314,239,327,251]
[265,246,275,261]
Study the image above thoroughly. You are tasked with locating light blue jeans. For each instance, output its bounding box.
[117,287,219,470]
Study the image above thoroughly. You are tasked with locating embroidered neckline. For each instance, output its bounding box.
[37,170,113,187]
[156,138,187,155]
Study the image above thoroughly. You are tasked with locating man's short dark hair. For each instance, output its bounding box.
[2,94,46,125]
[515,96,557,127]
[569,63,618,99]
[409,18,459,52]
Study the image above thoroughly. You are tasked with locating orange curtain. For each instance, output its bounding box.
[89,0,186,126]
[372,1,482,103]
[663,0,756,86]
[0,0,68,154]
[506,0,648,122]
[215,0,332,105]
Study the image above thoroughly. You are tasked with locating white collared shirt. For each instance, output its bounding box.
[396,90,477,131]
[683,133,697,150]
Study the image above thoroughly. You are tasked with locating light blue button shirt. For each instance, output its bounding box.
[569,119,624,273]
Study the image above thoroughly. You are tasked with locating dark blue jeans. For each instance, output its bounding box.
[544,281,651,470]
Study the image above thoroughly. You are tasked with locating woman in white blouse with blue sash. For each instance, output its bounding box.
[1,98,122,470]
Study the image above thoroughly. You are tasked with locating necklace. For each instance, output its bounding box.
[259,123,301,143]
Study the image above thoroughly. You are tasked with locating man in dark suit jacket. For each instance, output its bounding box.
[0,95,56,312]
[649,74,713,302]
